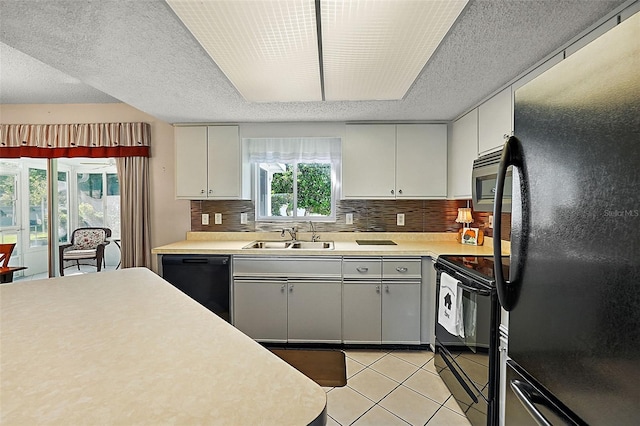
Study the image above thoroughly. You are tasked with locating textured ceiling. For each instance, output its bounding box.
[0,0,629,124]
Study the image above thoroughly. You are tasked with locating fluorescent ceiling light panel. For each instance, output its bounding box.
[321,0,468,101]
[167,0,321,102]
[168,0,467,103]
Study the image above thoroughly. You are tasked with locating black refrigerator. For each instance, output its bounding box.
[492,10,640,426]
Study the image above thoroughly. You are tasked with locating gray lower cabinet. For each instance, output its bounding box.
[421,257,437,348]
[343,280,421,345]
[233,255,422,345]
[232,256,342,344]
[233,278,288,342]
[343,257,421,345]
[381,282,421,344]
[287,279,342,343]
[342,281,382,344]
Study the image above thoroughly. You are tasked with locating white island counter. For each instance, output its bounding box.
[0,268,326,425]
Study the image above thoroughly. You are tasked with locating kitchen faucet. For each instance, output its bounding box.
[309,221,320,242]
[281,227,297,241]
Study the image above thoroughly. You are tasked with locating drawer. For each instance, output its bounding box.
[383,258,421,279]
[233,256,342,278]
[343,258,382,279]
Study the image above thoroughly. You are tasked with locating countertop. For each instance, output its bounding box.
[0,268,326,425]
[152,232,510,258]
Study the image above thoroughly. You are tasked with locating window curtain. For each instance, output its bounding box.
[0,122,152,270]
[116,157,151,269]
[244,137,341,163]
[0,123,150,158]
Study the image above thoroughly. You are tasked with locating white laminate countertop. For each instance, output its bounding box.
[0,268,326,425]
[152,232,510,258]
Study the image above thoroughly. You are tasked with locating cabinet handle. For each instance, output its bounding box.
[281,284,286,292]
[376,285,381,294]
[289,284,294,292]
[356,267,369,273]
[396,267,408,273]
[208,189,213,194]
[398,189,403,194]
[200,189,205,194]
[385,285,390,293]
[390,189,394,195]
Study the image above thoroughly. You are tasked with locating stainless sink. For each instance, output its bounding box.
[242,241,334,250]
[290,241,334,250]
[242,241,292,249]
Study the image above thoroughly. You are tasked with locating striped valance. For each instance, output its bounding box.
[0,122,150,158]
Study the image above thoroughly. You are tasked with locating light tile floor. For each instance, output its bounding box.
[325,349,472,426]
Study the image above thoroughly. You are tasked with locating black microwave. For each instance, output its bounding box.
[471,150,512,213]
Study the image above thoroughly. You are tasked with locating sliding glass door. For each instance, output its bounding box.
[0,158,120,280]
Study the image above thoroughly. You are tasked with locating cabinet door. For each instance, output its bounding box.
[343,124,396,199]
[478,87,512,155]
[287,280,342,343]
[448,109,478,199]
[396,124,447,198]
[233,280,287,343]
[207,125,241,199]
[175,126,208,199]
[342,282,382,344]
[382,282,421,344]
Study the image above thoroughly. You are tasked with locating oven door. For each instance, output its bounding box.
[434,268,497,426]
[435,269,492,352]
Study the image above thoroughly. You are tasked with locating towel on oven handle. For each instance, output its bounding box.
[438,272,465,338]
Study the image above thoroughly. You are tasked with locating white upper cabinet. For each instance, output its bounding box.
[343,124,447,199]
[478,86,513,155]
[175,126,208,199]
[343,124,397,199]
[175,125,243,199]
[396,124,447,198]
[206,125,241,198]
[448,109,478,199]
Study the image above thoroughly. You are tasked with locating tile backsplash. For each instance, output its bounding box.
[191,199,511,241]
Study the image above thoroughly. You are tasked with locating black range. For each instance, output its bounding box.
[433,255,509,426]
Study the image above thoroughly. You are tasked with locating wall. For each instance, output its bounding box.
[0,103,191,271]
[191,199,512,240]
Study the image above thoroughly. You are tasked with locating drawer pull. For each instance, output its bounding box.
[356,267,369,273]
[396,267,408,273]
[376,285,381,294]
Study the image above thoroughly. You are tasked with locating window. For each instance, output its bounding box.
[0,164,20,247]
[77,171,120,237]
[246,137,340,221]
[57,171,69,243]
[0,173,17,229]
[29,168,48,247]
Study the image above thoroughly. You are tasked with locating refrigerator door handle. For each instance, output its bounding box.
[510,379,553,426]
[510,378,584,426]
[493,136,523,311]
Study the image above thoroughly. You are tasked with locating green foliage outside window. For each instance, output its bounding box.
[270,163,331,217]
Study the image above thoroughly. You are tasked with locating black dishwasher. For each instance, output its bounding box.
[161,255,230,322]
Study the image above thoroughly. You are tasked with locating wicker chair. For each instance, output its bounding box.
[59,227,111,276]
